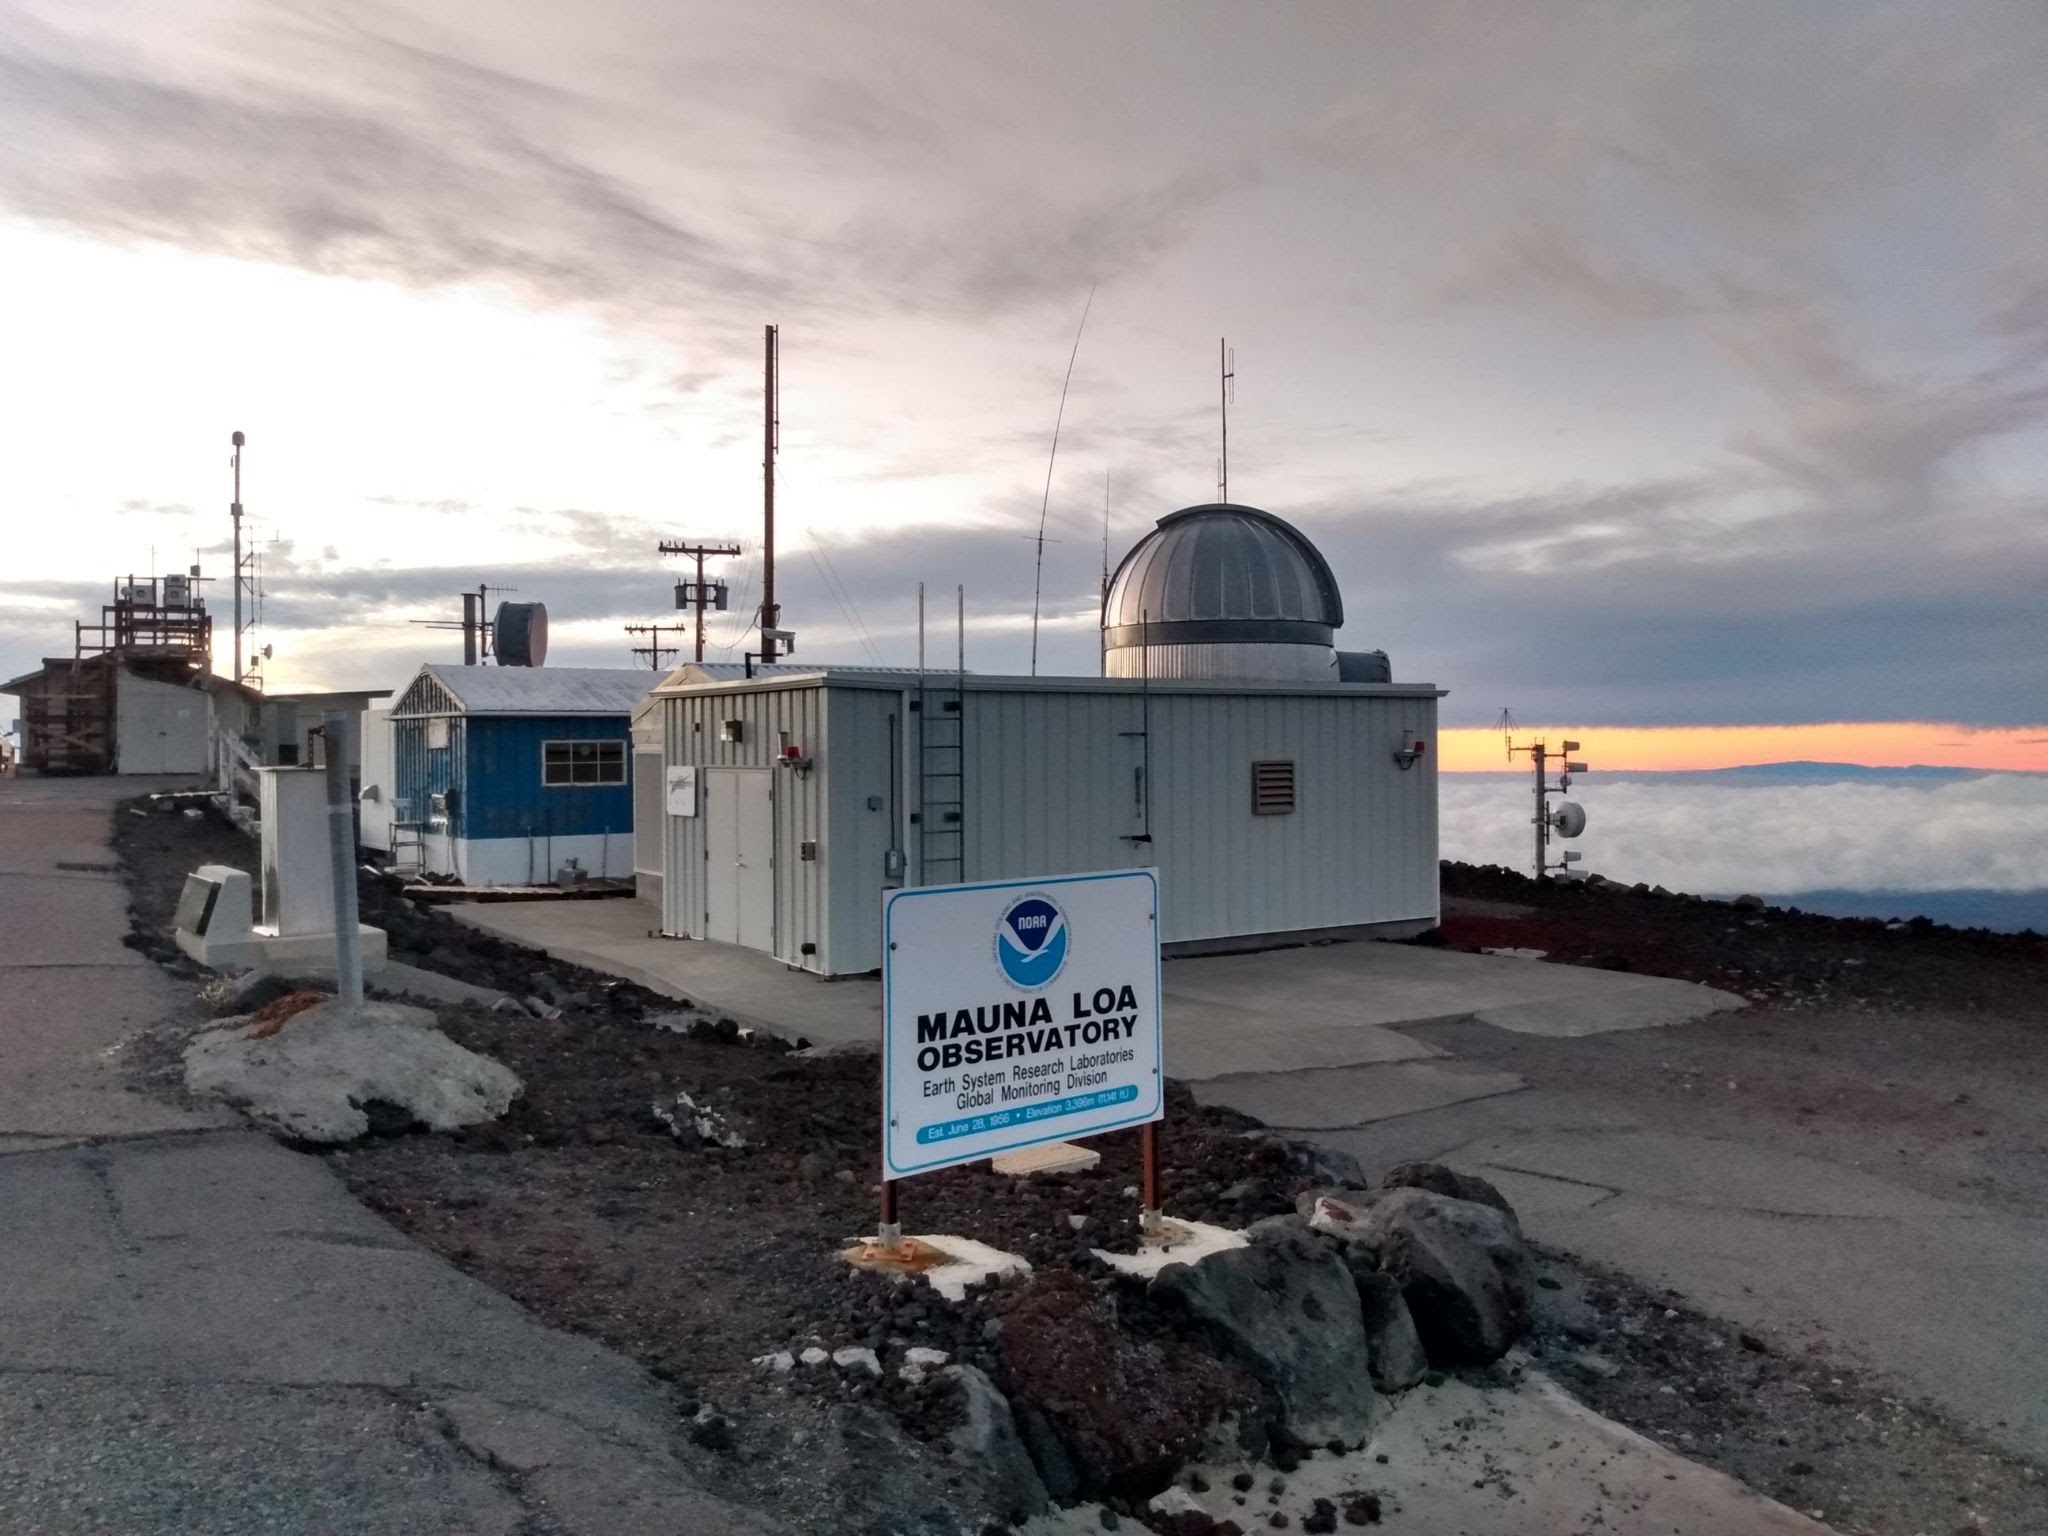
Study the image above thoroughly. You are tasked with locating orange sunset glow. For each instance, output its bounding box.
[1439,723,2048,775]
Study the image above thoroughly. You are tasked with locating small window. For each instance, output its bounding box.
[544,740,626,787]
[1252,760,1296,815]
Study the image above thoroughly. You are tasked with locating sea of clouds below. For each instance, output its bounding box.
[1439,772,2048,898]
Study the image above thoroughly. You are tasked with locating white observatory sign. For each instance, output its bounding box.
[881,870,1163,1179]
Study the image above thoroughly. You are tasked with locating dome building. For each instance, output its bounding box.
[1102,502,1386,683]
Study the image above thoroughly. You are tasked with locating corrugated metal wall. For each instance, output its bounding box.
[655,678,1438,976]
[659,683,831,966]
[460,716,634,843]
[956,685,1438,948]
[824,684,911,973]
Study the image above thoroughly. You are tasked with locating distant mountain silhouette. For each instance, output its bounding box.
[1595,761,2006,784]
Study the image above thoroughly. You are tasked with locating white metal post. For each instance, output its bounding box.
[322,709,364,1006]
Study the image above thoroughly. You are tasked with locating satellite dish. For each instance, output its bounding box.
[493,601,549,667]
[1549,800,1587,839]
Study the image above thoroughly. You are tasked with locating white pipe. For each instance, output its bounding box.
[322,709,363,1006]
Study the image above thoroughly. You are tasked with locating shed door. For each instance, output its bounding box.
[704,768,774,951]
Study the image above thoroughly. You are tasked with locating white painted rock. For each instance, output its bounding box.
[833,1346,882,1377]
[183,999,520,1144]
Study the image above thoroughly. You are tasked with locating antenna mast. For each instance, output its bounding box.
[229,430,256,684]
[1218,339,1235,503]
[1100,470,1112,599]
[760,324,781,664]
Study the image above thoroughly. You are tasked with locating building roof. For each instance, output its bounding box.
[396,664,658,718]
[1103,503,1344,638]
[654,668,1442,701]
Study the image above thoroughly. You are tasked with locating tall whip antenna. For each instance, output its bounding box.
[1029,283,1097,677]
[1218,338,1235,503]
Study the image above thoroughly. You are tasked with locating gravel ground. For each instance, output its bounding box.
[1436,860,2048,1014]
[112,801,2048,1533]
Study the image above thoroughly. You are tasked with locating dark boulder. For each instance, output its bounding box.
[1354,1188,1534,1366]
[1378,1161,1517,1225]
[1152,1217,1377,1450]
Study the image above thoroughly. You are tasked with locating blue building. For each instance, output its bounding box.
[384,664,657,884]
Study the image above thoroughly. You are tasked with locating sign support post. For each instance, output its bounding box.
[878,1176,900,1250]
[1140,1121,1163,1231]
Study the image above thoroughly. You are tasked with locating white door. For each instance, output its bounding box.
[704,768,775,951]
[117,676,209,774]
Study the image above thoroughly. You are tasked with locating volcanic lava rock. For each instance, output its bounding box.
[1152,1216,1377,1450]
[1377,1162,1517,1225]
[1354,1188,1534,1366]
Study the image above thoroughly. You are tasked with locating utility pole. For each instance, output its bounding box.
[760,323,780,664]
[657,540,741,661]
[623,624,688,670]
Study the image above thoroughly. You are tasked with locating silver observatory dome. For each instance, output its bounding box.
[1101,503,1347,682]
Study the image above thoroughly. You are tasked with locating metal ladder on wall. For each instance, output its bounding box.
[388,799,426,877]
[914,584,966,886]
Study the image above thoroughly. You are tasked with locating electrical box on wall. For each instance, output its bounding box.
[666,766,698,817]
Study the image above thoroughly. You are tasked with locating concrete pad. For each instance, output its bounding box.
[841,1234,1031,1301]
[447,900,1745,1074]
[1476,975,1746,1036]
[1091,1218,1247,1280]
[1192,1060,1527,1129]
[446,899,882,1046]
[1163,996,1445,1080]
[990,1140,1100,1176]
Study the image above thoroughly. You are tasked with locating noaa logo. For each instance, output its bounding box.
[995,894,1069,990]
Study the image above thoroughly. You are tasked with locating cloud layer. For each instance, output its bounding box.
[2,2,2045,724]
[1442,772,2048,895]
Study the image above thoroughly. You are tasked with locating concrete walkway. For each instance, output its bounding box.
[0,779,772,1535]
[446,897,1742,1080]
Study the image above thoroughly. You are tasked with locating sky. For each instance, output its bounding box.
[2,1,2045,768]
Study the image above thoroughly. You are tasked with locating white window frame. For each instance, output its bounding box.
[542,739,627,788]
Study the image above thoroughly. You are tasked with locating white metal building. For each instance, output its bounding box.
[645,500,1441,977]
[648,669,1440,976]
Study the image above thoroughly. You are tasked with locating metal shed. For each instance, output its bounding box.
[648,668,1441,977]
[387,664,656,883]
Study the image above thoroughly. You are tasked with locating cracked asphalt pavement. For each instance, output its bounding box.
[0,778,773,1536]
[1222,1006,2048,1465]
